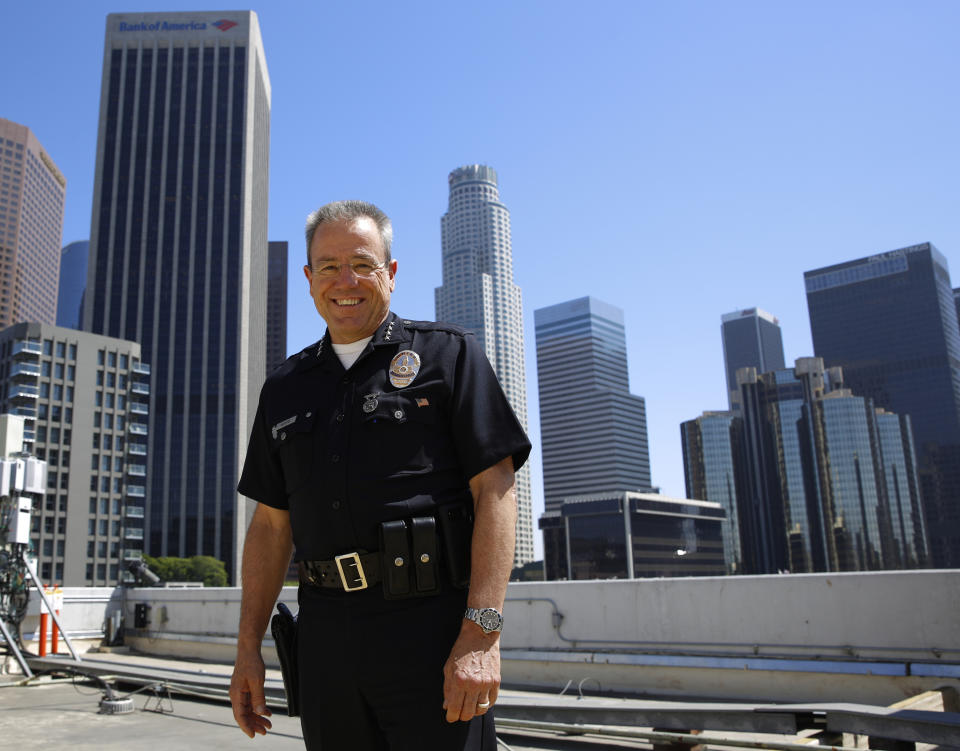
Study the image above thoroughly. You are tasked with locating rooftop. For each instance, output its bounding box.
[2,571,958,749]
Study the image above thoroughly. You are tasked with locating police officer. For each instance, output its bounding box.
[229,200,531,750]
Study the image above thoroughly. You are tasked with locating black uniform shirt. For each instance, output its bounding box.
[238,313,531,561]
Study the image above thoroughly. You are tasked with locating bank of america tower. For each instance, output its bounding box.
[436,165,534,566]
[84,12,270,579]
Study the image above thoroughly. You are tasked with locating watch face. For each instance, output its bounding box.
[478,608,502,632]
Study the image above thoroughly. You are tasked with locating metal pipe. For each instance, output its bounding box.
[24,559,81,662]
[496,718,866,751]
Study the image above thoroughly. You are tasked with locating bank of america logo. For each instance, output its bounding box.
[212,19,237,31]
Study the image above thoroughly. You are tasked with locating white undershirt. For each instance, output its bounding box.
[330,336,373,369]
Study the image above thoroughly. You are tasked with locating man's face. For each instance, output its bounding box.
[303,216,397,344]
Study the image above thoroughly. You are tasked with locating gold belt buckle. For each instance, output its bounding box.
[334,552,368,591]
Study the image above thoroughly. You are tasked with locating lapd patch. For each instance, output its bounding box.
[389,350,421,388]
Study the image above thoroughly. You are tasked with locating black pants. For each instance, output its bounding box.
[297,584,496,751]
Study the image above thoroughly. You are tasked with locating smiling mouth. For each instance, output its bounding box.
[334,298,362,307]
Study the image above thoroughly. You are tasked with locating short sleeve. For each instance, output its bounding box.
[237,390,289,509]
[448,333,531,481]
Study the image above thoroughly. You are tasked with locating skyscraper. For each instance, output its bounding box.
[266,240,288,373]
[720,308,785,412]
[57,240,89,330]
[736,358,926,573]
[435,165,533,566]
[83,11,270,579]
[535,297,651,579]
[681,411,747,574]
[805,243,960,567]
[0,119,66,329]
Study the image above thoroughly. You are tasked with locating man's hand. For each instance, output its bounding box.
[442,625,501,723]
[230,646,273,738]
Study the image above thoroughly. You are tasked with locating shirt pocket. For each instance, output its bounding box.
[270,408,318,494]
[361,391,438,479]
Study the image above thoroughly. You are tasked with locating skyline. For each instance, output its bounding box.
[4,2,958,559]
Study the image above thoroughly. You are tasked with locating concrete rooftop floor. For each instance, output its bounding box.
[0,652,663,751]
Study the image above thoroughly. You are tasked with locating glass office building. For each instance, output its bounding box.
[266,240,288,374]
[681,412,747,574]
[560,492,725,580]
[735,359,927,573]
[57,240,89,330]
[535,297,652,579]
[721,308,785,412]
[435,165,534,566]
[84,12,270,580]
[805,243,960,567]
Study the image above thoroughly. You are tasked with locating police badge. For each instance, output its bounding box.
[389,350,421,388]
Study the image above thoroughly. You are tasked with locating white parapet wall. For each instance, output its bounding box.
[499,570,960,704]
[13,571,960,704]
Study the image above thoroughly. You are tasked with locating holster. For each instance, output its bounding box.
[437,499,473,589]
[270,602,299,717]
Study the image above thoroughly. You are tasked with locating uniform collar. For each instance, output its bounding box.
[371,312,413,347]
[291,312,411,374]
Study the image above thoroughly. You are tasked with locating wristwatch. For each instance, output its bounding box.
[464,607,504,634]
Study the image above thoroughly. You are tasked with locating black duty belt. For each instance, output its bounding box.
[299,553,381,591]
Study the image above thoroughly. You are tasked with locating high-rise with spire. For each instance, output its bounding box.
[84,11,271,580]
[435,165,533,566]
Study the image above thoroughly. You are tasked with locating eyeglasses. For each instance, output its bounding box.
[310,260,387,278]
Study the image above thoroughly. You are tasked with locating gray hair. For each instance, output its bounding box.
[304,200,393,266]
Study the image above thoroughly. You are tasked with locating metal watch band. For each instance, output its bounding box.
[464,606,503,634]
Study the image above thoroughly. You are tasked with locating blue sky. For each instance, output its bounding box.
[4,2,958,558]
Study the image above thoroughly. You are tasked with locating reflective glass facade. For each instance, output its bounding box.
[680,412,747,573]
[734,358,927,573]
[84,13,270,580]
[535,297,651,579]
[562,493,725,580]
[57,240,89,330]
[721,308,785,412]
[805,243,960,567]
[266,241,288,373]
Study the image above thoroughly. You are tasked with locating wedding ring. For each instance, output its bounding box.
[477,700,491,709]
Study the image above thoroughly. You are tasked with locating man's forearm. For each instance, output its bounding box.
[237,506,293,650]
[466,456,517,612]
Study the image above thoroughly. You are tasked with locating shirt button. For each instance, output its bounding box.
[332,500,341,510]
[394,409,404,419]
[305,411,312,418]
[336,413,344,422]
[331,454,340,463]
